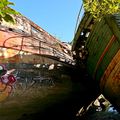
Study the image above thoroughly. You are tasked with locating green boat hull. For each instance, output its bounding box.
[72,13,120,110]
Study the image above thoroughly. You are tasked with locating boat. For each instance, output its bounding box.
[72,12,120,111]
[0,15,73,64]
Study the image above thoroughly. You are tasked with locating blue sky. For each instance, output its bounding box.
[10,0,84,43]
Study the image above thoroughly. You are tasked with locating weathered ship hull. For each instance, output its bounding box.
[72,13,120,109]
[0,15,73,64]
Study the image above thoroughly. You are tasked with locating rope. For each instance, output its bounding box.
[74,3,83,35]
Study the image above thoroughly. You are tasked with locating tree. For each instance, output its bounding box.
[83,0,120,21]
[0,0,19,23]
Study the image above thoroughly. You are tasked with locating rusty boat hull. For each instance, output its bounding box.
[0,15,73,64]
[72,13,120,109]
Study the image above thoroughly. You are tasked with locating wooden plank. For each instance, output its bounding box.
[105,15,120,44]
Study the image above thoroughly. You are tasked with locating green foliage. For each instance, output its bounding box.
[83,0,120,21]
[0,0,19,23]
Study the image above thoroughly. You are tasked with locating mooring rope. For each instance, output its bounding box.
[74,3,83,35]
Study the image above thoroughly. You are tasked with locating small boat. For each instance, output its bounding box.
[72,12,120,111]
